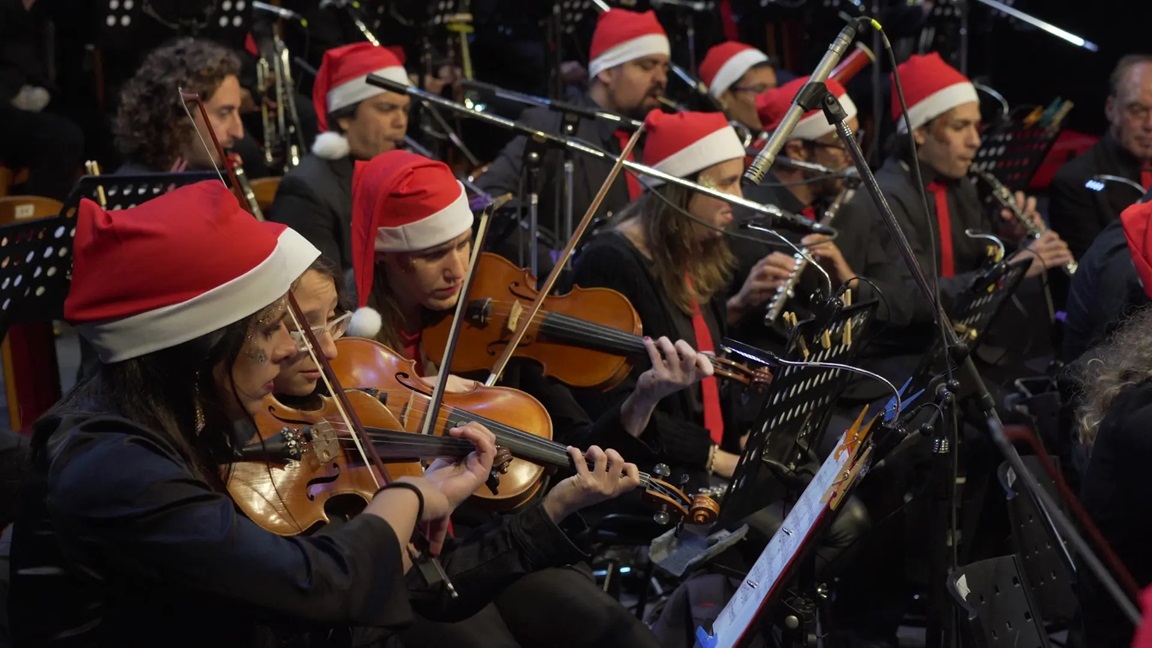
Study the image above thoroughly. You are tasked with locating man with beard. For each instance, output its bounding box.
[475,8,669,273]
[1050,55,1152,260]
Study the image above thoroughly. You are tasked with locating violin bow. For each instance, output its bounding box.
[483,126,645,387]
[177,88,262,220]
[285,293,459,597]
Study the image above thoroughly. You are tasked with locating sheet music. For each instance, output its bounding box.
[702,422,868,648]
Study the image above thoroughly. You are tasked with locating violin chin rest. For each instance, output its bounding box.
[349,307,383,338]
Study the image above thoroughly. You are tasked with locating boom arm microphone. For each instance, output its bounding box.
[744,17,871,186]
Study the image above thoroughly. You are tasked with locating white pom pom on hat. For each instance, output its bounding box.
[311,131,351,160]
[347,306,383,338]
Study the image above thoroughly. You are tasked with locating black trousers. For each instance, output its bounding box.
[399,565,660,648]
[0,103,83,201]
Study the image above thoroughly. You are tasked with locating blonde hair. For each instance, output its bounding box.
[613,182,735,315]
[1076,305,1152,448]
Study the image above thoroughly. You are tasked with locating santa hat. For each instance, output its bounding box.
[348,150,474,337]
[640,110,744,187]
[699,42,770,98]
[588,9,670,79]
[891,53,977,133]
[65,182,319,362]
[1123,199,1152,299]
[756,76,858,142]
[311,43,409,160]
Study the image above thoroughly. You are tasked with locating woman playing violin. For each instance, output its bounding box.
[6,182,638,647]
[571,110,761,482]
[338,150,710,647]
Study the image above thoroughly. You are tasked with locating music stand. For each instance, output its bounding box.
[648,300,878,579]
[715,300,878,531]
[98,0,251,48]
[970,115,1067,193]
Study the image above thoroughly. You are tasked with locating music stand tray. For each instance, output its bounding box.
[971,118,1065,193]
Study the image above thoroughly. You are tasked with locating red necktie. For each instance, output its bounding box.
[719,0,739,40]
[688,294,724,445]
[1141,166,1152,191]
[800,206,817,221]
[613,129,642,200]
[926,180,955,278]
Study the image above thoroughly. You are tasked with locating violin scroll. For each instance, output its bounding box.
[710,357,773,393]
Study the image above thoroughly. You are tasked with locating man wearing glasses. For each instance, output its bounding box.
[698,41,777,132]
[1050,54,1152,259]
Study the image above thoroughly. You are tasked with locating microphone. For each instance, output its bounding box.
[253,1,307,24]
[744,17,871,186]
[650,0,714,11]
[772,157,861,180]
[459,79,643,129]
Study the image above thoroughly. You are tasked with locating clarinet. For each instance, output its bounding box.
[763,186,853,326]
[970,169,1077,276]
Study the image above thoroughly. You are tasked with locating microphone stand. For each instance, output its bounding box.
[799,78,1141,646]
[365,73,830,238]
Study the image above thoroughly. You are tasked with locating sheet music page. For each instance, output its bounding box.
[704,430,856,648]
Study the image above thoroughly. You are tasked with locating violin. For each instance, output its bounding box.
[330,337,719,525]
[423,252,774,392]
[227,391,479,536]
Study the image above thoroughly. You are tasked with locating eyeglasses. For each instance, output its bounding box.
[289,311,353,352]
[729,83,775,95]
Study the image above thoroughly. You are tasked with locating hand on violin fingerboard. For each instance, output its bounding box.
[541,446,641,523]
[622,337,713,438]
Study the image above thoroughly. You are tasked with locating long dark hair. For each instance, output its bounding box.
[36,304,276,488]
[612,179,736,315]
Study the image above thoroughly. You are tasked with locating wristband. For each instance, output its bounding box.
[375,482,425,522]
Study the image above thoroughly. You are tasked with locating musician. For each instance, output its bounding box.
[7,181,640,646]
[839,53,1073,326]
[475,8,671,271]
[1050,54,1152,259]
[698,41,775,131]
[341,149,709,647]
[1077,231,1152,645]
[728,77,926,352]
[113,38,245,174]
[269,43,411,281]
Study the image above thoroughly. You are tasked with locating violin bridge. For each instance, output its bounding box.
[506,300,524,333]
[307,421,340,465]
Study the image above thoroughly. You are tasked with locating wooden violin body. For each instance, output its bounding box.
[331,337,553,511]
[424,252,642,390]
[228,391,471,536]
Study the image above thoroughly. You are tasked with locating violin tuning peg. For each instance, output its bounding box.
[652,509,671,525]
[678,473,691,487]
[653,463,670,478]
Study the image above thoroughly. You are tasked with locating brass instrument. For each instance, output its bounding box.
[970,169,1077,276]
[84,160,107,208]
[763,184,854,326]
[254,25,305,174]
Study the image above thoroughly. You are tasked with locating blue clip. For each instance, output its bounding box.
[695,626,718,648]
[883,378,924,423]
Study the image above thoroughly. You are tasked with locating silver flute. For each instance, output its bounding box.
[970,169,1077,276]
[763,184,853,326]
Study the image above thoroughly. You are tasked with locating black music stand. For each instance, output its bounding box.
[970,116,1067,193]
[649,300,878,579]
[716,300,878,531]
[98,0,251,48]
[0,172,220,340]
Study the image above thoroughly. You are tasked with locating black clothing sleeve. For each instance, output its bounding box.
[1048,169,1104,260]
[269,171,344,269]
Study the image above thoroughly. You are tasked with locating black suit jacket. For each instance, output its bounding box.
[268,154,356,274]
[1049,133,1147,259]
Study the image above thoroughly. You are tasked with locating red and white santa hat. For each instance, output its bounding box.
[1122,199,1152,299]
[891,52,977,132]
[311,43,410,160]
[588,9,670,79]
[756,76,857,141]
[348,150,474,336]
[699,42,770,98]
[65,182,319,362]
[640,110,745,186]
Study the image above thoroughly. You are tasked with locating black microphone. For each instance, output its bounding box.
[745,17,870,185]
[253,1,307,24]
